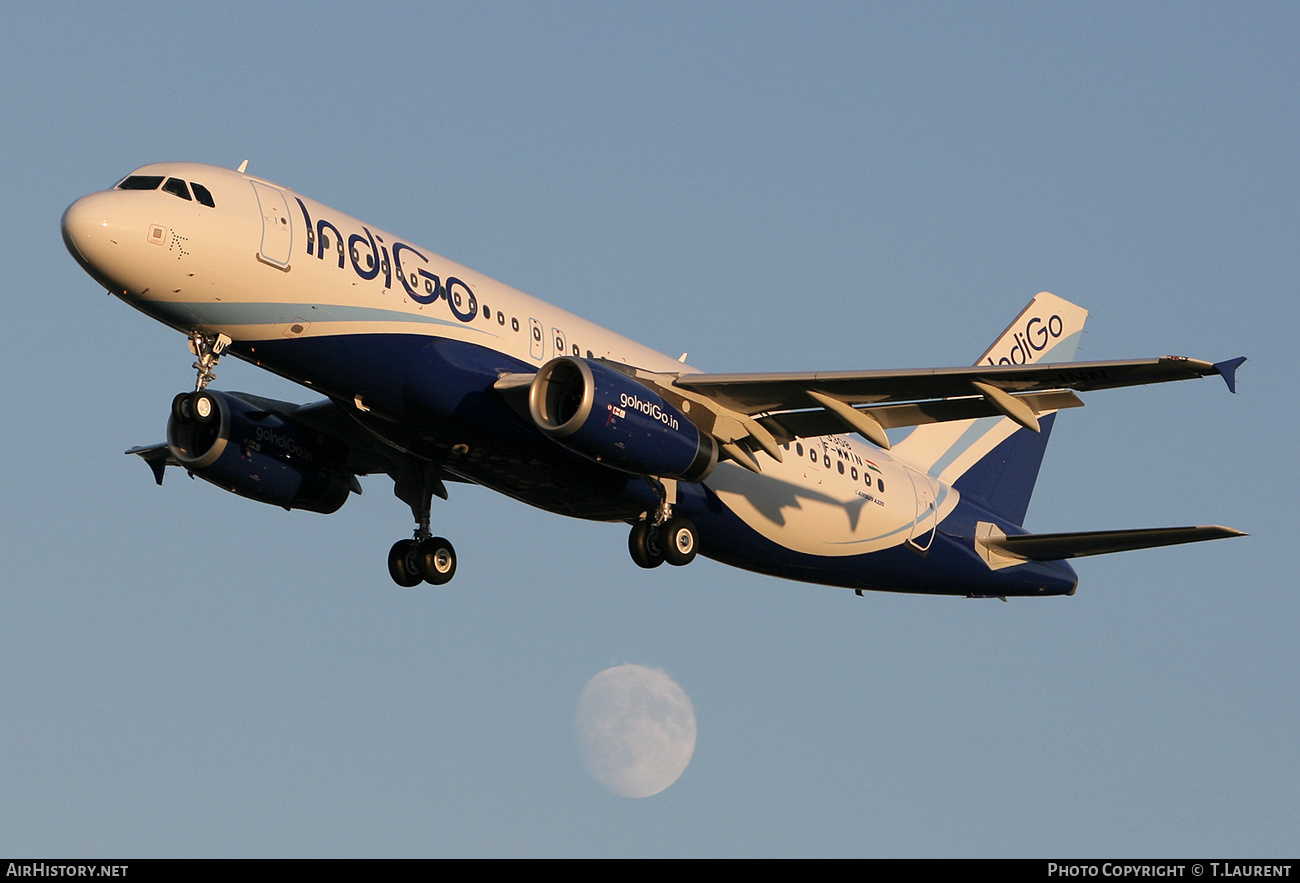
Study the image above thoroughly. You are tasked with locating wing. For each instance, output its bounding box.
[125,443,174,485]
[611,355,1244,468]
[126,393,454,499]
[673,355,1243,411]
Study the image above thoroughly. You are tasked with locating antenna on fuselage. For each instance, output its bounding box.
[236,160,248,174]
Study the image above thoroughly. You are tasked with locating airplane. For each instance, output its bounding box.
[61,161,1246,598]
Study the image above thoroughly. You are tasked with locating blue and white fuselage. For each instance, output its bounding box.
[62,162,1244,596]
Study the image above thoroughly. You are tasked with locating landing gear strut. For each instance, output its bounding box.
[389,460,457,587]
[628,478,698,569]
[188,331,231,391]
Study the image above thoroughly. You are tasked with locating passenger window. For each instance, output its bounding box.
[796,443,803,456]
[116,175,163,191]
[483,305,490,319]
[837,461,844,475]
[851,467,858,480]
[572,344,580,356]
[497,311,505,325]
[877,478,885,492]
[162,178,192,201]
[511,318,519,332]
[191,182,215,207]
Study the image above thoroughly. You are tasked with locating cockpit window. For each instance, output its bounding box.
[116,175,163,191]
[162,178,192,201]
[113,174,215,208]
[191,182,215,207]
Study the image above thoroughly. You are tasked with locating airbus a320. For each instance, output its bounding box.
[61,162,1245,597]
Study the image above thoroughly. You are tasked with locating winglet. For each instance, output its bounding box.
[125,444,171,486]
[1213,356,1246,394]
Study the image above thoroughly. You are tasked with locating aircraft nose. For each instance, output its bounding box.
[61,191,135,285]
[62,193,105,265]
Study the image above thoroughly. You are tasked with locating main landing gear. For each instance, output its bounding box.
[388,460,457,587]
[628,478,698,569]
[388,535,457,587]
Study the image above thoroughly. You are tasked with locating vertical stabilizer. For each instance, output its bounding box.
[892,293,1088,525]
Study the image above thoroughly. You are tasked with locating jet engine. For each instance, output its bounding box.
[167,390,356,513]
[528,357,716,481]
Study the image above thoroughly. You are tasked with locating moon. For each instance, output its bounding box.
[576,664,697,798]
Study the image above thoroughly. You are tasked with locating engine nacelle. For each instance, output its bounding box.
[528,357,716,482]
[167,390,355,513]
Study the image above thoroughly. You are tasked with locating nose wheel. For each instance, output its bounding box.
[171,390,221,424]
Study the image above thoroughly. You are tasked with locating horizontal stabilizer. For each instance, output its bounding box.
[979,524,1245,564]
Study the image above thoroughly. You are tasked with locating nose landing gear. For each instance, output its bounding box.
[188,331,231,391]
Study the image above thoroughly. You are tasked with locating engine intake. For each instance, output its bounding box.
[528,357,716,482]
[167,390,355,513]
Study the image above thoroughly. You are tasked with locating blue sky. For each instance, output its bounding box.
[2,1,1295,857]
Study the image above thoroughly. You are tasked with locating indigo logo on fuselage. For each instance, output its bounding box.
[295,197,479,324]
